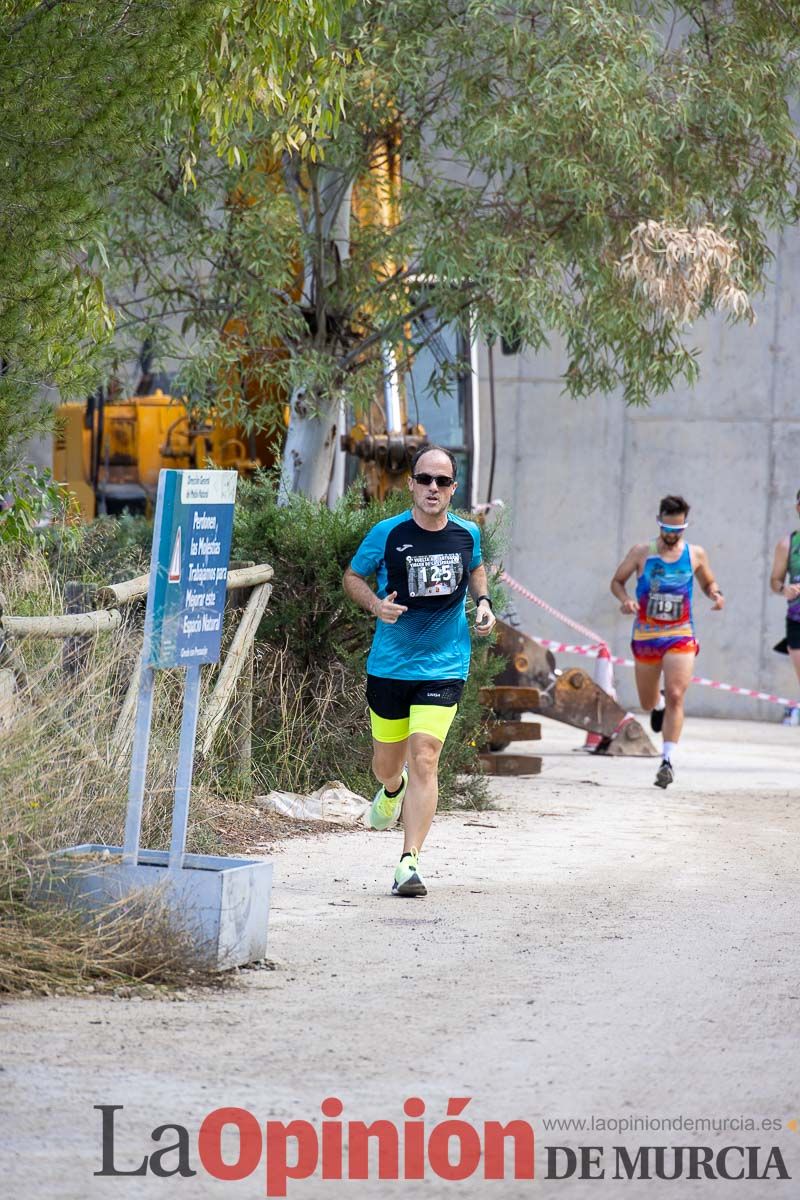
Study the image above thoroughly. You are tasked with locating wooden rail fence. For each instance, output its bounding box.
[0,563,274,772]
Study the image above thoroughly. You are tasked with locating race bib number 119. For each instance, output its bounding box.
[647,592,684,622]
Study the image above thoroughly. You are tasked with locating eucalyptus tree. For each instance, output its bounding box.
[0,0,353,479]
[105,1,800,499]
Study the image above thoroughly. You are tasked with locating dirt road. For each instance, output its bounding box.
[2,716,799,1198]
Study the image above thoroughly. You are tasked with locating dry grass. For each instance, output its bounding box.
[250,640,375,799]
[0,888,224,997]
[0,547,272,996]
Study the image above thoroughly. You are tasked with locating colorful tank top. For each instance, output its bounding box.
[633,541,695,641]
[788,531,800,622]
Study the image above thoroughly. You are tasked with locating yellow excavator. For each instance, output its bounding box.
[52,376,268,521]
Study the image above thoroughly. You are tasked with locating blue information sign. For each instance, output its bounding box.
[143,469,237,669]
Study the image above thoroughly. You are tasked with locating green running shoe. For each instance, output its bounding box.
[392,847,427,897]
[367,767,408,831]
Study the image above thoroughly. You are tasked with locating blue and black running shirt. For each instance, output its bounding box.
[350,509,482,681]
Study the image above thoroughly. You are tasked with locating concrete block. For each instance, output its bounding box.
[42,845,273,971]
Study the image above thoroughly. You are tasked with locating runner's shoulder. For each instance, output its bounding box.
[447,511,482,558]
[446,511,481,539]
[366,510,414,539]
[628,541,652,564]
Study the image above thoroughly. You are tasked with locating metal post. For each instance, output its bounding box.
[168,664,202,871]
[381,343,402,433]
[122,662,156,866]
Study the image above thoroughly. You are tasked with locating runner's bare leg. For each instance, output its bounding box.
[790,648,800,692]
[661,651,696,744]
[634,660,662,712]
[402,732,444,852]
[371,740,406,795]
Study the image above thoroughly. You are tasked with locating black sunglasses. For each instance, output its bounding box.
[413,472,455,488]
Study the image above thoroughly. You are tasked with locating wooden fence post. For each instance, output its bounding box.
[62,581,98,679]
[223,561,255,775]
[199,582,271,761]
[0,668,16,732]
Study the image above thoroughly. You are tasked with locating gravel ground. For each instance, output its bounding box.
[2,716,799,1199]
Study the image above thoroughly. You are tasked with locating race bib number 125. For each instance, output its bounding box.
[406,553,463,598]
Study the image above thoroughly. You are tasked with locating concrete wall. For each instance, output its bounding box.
[475,230,800,719]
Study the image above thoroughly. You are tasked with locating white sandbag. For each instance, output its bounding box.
[256,780,369,825]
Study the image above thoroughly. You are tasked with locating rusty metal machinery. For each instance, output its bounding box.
[483,618,657,757]
[477,685,543,775]
[340,421,428,499]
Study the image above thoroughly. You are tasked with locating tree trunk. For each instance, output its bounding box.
[278,386,340,504]
[280,160,353,503]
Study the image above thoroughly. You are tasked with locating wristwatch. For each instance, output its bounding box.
[476,594,493,609]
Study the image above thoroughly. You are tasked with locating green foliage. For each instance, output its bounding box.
[171,0,357,171]
[42,514,153,588]
[0,1,222,474]
[102,0,800,486]
[0,0,352,477]
[0,467,73,548]
[233,481,409,662]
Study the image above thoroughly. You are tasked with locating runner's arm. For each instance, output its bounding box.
[770,538,797,598]
[342,567,407,624]
[610,545,642,613]
[468,564,496,635]
[693,547,725,610]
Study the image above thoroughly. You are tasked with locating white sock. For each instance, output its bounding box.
[654,692,666,711]
[662,741,677,763]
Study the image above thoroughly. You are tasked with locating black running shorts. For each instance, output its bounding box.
[366,675,466,743]
[366,675,465,719]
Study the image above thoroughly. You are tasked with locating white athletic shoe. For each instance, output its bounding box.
[367,768,408,830]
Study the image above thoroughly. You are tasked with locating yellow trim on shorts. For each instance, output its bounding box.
[369,704,458,745]
[369,710,410,743]
[409,703,457,743]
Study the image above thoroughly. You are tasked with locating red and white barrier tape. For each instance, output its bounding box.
[500,571,800,710]
[500,570,606,646]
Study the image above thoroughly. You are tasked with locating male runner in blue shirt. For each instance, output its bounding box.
[343,445,495,897]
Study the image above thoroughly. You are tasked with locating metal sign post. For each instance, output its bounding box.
[168,663,202,871]
[48,469,274,970]
[124,468,237,867]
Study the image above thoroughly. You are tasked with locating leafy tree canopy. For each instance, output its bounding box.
[0,0,353,479]
[102,1,800,498]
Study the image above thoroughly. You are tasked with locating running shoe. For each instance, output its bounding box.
[367,767,408,831]
[650,693,665,734]
[392,847,427,897]
[654,758,674,789]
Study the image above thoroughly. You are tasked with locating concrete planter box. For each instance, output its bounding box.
[42,845,273,971]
